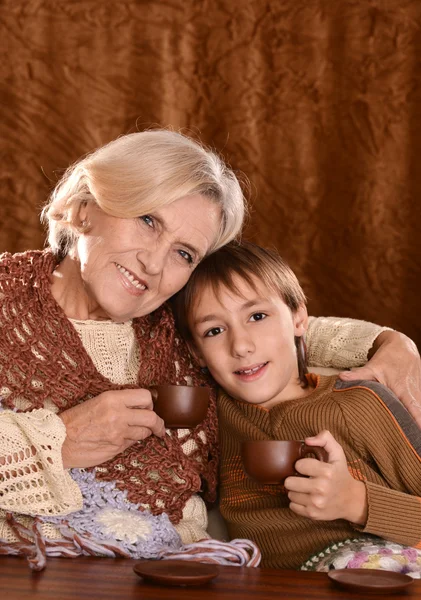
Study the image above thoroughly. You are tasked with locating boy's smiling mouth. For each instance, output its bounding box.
[234,362,269,380]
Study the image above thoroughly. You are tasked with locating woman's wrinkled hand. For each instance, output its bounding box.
[339,331,421,428]
[284,430,368,525]
[59,389,166,469]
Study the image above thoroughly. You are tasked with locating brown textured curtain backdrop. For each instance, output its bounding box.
[1,0,421,346]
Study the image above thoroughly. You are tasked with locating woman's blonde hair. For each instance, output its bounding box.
[42,130,246,256]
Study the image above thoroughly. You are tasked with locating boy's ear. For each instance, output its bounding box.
[293,304,308,337]
[186,341,207,368]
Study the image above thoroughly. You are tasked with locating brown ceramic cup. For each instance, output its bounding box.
[151,385,210,428]
[241,440,328,484]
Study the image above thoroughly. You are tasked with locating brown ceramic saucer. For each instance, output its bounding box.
[133,559,218,587]
[328,569,414,594]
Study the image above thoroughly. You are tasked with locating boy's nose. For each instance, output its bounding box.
[231,330,255,358]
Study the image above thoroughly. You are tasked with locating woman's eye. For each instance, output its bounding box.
[204,327,223,338]
[178,249,193,264]
[250,312,267,322]
[140,215,154,228]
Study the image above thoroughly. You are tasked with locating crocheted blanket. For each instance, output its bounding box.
[1,469,260,571]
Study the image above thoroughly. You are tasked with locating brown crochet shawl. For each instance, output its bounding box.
[0,250,218,523]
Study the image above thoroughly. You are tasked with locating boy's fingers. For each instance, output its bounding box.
[287,491,310,506]
[284,468,320,491]
[305,430,345,463]
[293,457,329,478]
[289,502,307,517]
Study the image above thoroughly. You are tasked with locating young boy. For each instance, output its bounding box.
[173,241,421,570]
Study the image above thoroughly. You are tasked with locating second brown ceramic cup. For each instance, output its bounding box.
[241,440,328,484]
[151,385,210,429]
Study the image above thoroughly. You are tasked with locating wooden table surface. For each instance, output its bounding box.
[0,556,420,600]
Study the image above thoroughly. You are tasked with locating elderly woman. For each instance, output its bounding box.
[0,130,419,570]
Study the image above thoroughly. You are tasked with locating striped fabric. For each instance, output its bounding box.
[218,374,421,569]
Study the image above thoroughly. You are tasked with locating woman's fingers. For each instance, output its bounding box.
[126,408,165,438]
[340,331,421,427]
[60,388,166,468]
[120,388,155,410]
[124,426,153,443]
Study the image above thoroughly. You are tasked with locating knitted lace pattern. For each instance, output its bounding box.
[0,250,218,523]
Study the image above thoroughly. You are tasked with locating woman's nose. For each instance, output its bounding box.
[230,329,255,358]
[136,243,168,276]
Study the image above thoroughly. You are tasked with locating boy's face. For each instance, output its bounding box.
[189,275,308,408]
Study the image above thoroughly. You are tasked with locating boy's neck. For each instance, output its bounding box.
[257,375,315,410]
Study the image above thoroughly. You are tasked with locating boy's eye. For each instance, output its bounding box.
[204,327,223,337]
[250,312,267,322]
[178,249,193,264]
[139,215,154,228]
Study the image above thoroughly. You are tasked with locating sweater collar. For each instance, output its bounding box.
[219,374,339,414]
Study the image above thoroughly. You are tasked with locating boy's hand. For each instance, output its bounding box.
[284,430,368,525]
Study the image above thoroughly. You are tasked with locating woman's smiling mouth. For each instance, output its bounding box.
[115,263,148,294]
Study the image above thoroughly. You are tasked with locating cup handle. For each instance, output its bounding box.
[300,444,328,462]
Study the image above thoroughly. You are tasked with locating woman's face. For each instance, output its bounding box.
[73,194,222,321]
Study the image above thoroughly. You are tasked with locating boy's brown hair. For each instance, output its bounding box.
[172,241,308,386]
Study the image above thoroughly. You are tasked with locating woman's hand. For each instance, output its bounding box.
[339,331,421,428]
[284,430,368,525]
[59,389,166,469]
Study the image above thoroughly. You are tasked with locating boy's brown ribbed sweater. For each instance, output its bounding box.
[218,374,421,569]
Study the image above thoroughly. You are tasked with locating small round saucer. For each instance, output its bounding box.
[133,559,218,587]
[328,568,414,594]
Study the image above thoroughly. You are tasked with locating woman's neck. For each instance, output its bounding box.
[50,255,110,321]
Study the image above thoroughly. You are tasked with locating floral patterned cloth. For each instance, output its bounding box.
[301,537,421,578]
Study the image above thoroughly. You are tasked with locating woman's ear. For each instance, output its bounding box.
[67,198,91,233]
[293,304,308,337]
[78,200,89,224]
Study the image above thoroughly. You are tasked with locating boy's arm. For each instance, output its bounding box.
[288,383,421,548]
[338,381,421,548]
[306,317,421,427]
